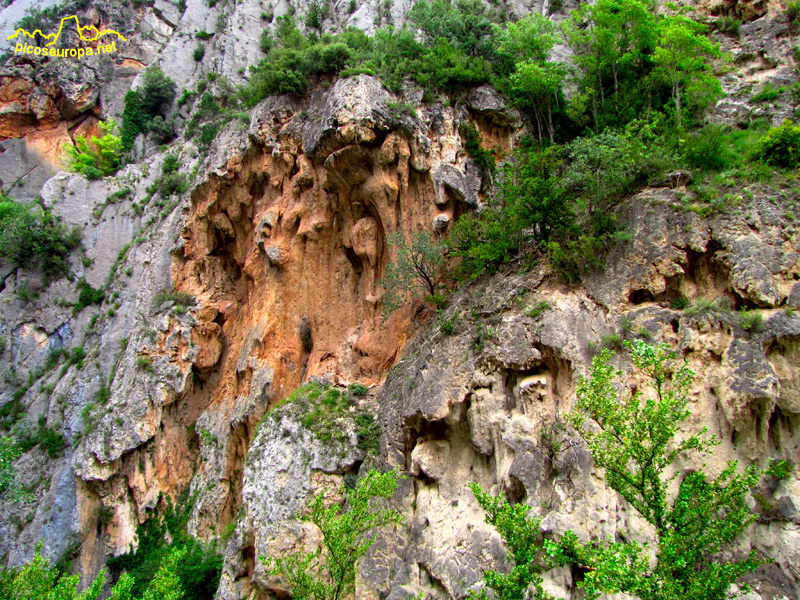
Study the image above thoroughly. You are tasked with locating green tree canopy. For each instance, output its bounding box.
[652,15,722,129]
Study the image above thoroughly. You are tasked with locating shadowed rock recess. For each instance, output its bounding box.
[0,0,798,599]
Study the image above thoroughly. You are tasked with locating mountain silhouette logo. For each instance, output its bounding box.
[8,15,127,58]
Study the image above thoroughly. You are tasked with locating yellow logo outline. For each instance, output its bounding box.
[6,14,127,46]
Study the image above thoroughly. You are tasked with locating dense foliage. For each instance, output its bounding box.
[380,231,446,316]
[121,67,178,151]
[62,120,123,179]
[471,341,788,600]
[0,437,23,502]
[107,492,222,600]
[0,195,81,275]
[262,469,402,600]
[0,546,186,600]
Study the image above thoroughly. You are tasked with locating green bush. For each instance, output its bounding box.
[683,124,733,171]
[121,66,177,151]
[62,120,122,178]
[198,123,218,151]
[193,46,205,61]
[347,383,369,397]
[789,0,800,21]
[472,341,784,600]
[0,545,187,600]
[263,470,402,600]
[751,120,800,166]
[447,143,571,279]
[751,82,783,104]
[0,195,81,275]
[147,115,179,143]
[139,66,178,118]
[0,436,23,502]
[108,491,221,600]
[196,30,213,40]
[716,15,740,36]
[75,279,105,311]
[355,412,380,455]
[460,122,495,185]
[738,309,763,332]
[380,231,445,317]
[158,173,188,197]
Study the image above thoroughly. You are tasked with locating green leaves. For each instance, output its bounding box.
[0,195,81,275]
[0,436,23,502]
[263,469,403,600]
[62,120,123,178]
[751,120,800,167]
[0,547,185,600]
[567,340,768,600]
[651,14,722,129]
[469,484,553,600]
[447,143,572,280]
[475,340,779,600]
[380,231,446,318]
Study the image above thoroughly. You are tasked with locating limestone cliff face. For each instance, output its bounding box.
[227,191,800,600]
[0,1,799,600]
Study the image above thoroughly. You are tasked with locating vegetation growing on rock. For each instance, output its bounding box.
[263,469,402,600]
[0,195,81,275]
[472,341,789,600]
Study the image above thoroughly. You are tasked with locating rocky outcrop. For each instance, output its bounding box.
[0,2,799,600]
[364,192,800,600]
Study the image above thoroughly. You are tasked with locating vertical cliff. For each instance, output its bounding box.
[0,0,798,599]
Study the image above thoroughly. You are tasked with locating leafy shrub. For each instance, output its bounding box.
[121,66,177,151]
[75,280,104,312]
[193,46,205,61]
[380,231,445,317]
[139,66,178,118]
[0,195,81,275]
[62,120,122,178]
[305,0,327,29]
[107,491,221,600]
[751,120,800,166]
[683,124,733,171]
[0,436,23,502]
[198,123,218,151]
[447,143,571,279]
[347,383,368,397]
[460,121,495,185]
[0,546,187,600]
[670,295,690,309]
[136,356,153,371]
[788,0,800,22]
[473,342,781,600]
[158,173,188,197]
[438,314,456,335]
[33,417,66,459]
[716,15,740,36]
[147,115,179,143]
[263,470,402,600]
[546,235,606,284]
[355,412,380,455]
[163,155,180,173]
[751,82,783,104]
[196,30,213,40]
[738,309,763,332]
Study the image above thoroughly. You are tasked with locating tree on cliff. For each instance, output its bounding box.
[262,469,403,600]
[380,231,446,318]
[471,341,788,600]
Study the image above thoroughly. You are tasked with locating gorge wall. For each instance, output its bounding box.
[0,0,798,599]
